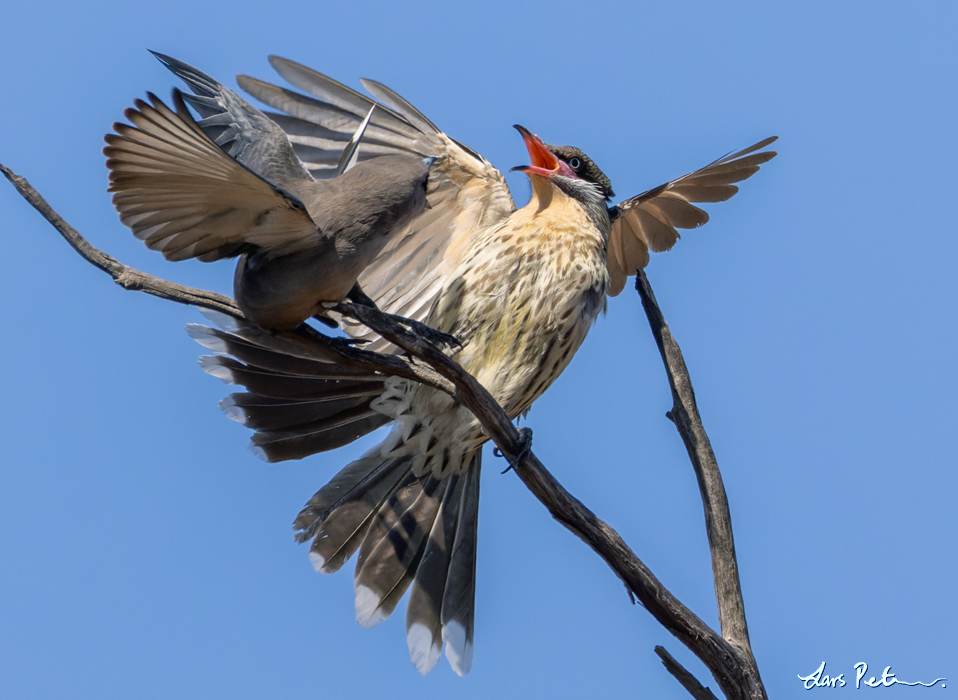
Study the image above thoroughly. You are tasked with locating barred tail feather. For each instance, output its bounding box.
[353,473,446,628]
[405,453,480,675]
[295,440,482,675]
[440,459,479,675]
[296,451,413,572]
[404,474,462,674]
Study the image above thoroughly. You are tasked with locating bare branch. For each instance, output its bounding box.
[509,451,763,699]
[2,162,241,315]
[655,646,720,700]
[636,270,766,697]
[634,271,754,652]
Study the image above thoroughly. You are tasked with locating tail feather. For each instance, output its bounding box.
[222,386,384,431]
[439,459,479,676]
[405,468,469,674]
[294,442,482,675]
[188,323,374,378]
[299,454,413,572]
[354,473,447,629]
[250,410,390,462]
[200,354,377,398]
[201,352,389,461]
[192,306,483,674]
[189,316,392,461]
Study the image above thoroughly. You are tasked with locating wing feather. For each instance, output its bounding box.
[240,60,516,342]
[105,92,319,261]
[607,136,777,295]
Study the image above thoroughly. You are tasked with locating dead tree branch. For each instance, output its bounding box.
[656,646,721,700]
[4,162,766,700]
[635,271,759,657]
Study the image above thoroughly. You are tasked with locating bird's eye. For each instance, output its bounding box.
[569,157,582,170]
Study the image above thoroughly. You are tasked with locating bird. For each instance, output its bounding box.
[103,52,434,330]
[186,56,777,676]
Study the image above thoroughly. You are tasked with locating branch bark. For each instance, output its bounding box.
[634,272,756,649]
[4,163,766,700]
[656,646,720,700]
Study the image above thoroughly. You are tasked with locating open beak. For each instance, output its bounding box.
[511,124,561,177]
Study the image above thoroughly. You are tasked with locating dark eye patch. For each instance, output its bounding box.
[543,143,616,200]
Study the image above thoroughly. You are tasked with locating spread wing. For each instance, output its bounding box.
[606,136,778,295]
[238,57,517,345]
[150,52,318,198]
[104,91,321,262]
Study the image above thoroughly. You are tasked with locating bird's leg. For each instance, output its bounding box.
[495,427,534,473]
[345,283,462,351]
[344,283,379,308]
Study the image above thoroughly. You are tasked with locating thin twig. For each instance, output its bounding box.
[656,646,720,700]
[636,270,765,698]
[635,271,752,649]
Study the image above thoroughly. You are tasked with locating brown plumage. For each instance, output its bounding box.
[189,57,777,675]
[104,53,432,330]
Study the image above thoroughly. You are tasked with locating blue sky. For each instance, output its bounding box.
[2,1,955,698]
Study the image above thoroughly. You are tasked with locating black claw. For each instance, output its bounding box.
[495,427,533,473]
[391,315,462,351]
[328,335,371,351]
[311,312,339,329]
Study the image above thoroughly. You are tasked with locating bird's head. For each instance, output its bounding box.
[511,125,615,203]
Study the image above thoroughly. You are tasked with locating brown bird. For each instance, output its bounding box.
[189,56,777,675]
[104,53,433,330]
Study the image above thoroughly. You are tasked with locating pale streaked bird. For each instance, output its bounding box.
[104,52,433,330]
[186,56,777,675]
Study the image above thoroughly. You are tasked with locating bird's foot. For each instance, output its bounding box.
[495,427,533,473]
[387,314,463,352]
[343,284,462,351]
